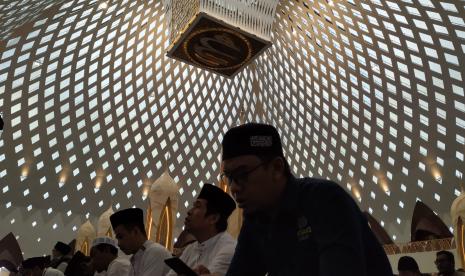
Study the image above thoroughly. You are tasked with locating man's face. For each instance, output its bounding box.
[51,248,60,259]
[89,247,107,273]
[114,225,138,255]
[435,254,454,273]
[223,155,277,215]
[185,199,214,234]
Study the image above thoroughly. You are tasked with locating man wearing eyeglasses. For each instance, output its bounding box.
[222,123,393,276]
[433,251,465,276]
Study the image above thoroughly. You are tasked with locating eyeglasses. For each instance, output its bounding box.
[434,258,450,264]
[221,161,269,187]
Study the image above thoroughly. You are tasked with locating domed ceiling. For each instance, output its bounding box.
[1,0,464,256]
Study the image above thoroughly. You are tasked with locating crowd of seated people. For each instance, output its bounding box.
[4,124,464,276]
[396,251,465,276]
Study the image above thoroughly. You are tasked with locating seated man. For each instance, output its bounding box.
[20,257,64,276]
[50,241,72,273]
[167,183,237,276]
[90,236,130,276]
[434,250,465,276]
[64,251,93,276]
[110,207,171,276]
[398,256,423,276]
[222,123,393,275]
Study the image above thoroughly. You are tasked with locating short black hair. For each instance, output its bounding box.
[398,256,419,272]
[205,201,228,232]
[437,250,455,264]
[94,243,118,256]
[256,154,292,177]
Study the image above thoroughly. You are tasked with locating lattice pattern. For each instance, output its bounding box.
[200,0,280,40]
[165,0,279,42]
[165,0,199,43]
[0,0,253,257]
[254,0,465,241]
[0,0,465,257]
[0,0,67,42]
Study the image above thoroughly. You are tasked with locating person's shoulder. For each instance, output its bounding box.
[216,232,237,250]
[108,257,131,274]
[45,267,65,276]
[293,177,357,211]
[180,240,197,256]
[219,231,237,244]
[294,177,344,197]
[296,176,339,188]
[113,257,131,266]
[145,240,171,256]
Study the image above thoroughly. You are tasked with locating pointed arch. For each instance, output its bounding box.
[146,201,154,240]
[457,217,465,269]
[156,197,173,250]
[105,227,113,238]
[364,212,394,245]
[411,201,452,242]
[80,237,90,256]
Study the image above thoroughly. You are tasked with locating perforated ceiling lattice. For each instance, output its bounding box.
[1,0,465,256]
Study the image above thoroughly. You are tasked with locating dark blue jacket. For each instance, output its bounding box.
[226,177,393,276]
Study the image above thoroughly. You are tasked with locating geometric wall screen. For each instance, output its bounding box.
[1,0,465,257]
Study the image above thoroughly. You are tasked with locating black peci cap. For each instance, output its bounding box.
[110,208,144,230]
[22,257,47,269]
[54,241,71,255]
[198,183,236,218]
[222,123,284,161]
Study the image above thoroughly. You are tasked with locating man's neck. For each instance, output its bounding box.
[194,228,219,244]
[264,176,289,219]
[135,236,148,252]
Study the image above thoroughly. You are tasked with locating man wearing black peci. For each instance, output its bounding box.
[222,123,393,276]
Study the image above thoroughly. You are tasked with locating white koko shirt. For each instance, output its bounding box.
[42,267,64,276]
[167,232,237,276]
[129,240,171,276]
[94,257,131,276]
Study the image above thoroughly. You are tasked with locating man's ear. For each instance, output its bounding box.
[271,157,285,176]
[207,213,220,226]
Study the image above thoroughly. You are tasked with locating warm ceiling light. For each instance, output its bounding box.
[20,167,29,180]
[95,178,103,189]
[353,187,361,199]
[98,2,108,10]
[381,182,390,193]
[142,187,149,198]
[431,167,442,182]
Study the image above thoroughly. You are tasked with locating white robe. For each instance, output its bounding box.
[94,257,131,276]
[43,267,64,276]
[166,232,236,276]
[55,262,68,273]
[129,240,171,276]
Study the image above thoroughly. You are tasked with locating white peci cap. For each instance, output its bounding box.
[91,236,118,248]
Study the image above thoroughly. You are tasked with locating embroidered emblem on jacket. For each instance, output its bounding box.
[297,216,312,241]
